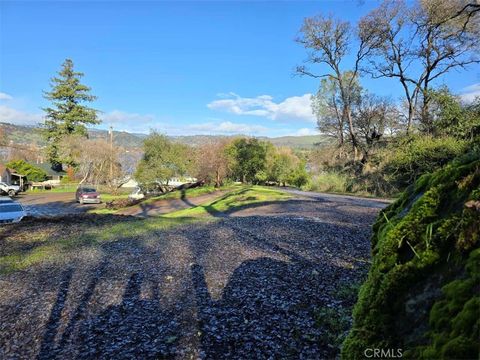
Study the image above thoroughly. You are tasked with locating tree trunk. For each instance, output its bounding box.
[215,170,221,188]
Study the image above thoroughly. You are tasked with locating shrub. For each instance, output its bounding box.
[6,160,48,182]
[381,135,468,189]
[303,172,348,193]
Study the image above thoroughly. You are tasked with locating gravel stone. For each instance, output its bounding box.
[0,192,387,359]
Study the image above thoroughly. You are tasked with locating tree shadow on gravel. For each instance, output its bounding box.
[188,215,366,359]
[191,257,352,359]
[37,267,74,360]
[220,197,382,224]
[35,239,181,360]
[74,272,179,360]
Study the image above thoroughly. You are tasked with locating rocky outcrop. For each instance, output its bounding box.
[343,151,480,359]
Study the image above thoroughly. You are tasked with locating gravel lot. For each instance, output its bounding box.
[0,192,387,359]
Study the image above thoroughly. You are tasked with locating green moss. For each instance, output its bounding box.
[342,151,480,359]
[440,336,478,359]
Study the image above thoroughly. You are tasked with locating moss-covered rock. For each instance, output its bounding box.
[342,151,480,359]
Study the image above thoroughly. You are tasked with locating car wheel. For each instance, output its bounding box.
[8,189,15,197]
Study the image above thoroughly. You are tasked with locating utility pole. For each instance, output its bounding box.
[109,126,114,182]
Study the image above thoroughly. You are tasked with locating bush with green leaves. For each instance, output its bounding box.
[135,132,192,189]
[381,135,468,190]
[429,88,480,140]
[227,138,267,184]
[6,160,48,182]
[303,172,348,194]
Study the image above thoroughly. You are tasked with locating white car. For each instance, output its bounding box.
[0,201,26,223]
[0,182,21,197]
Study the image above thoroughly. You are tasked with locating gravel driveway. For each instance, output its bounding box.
[0,192,387,359]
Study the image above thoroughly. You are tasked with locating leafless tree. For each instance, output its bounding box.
[353,93,399,162]
[296,14,377,159]
[312,73,363,155]
[312,76,346,147]
[194,138,232,187]
[359,0,480,133]
[58,135,125,191]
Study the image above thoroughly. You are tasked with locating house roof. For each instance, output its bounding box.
[0,164,26,177]
[30,163,67,176]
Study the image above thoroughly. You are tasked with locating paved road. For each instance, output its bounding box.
[15,192,101,217]
[1,192,390,359]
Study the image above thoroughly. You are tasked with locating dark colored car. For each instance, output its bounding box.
[75,186,101,204]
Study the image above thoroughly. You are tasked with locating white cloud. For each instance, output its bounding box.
[101,110,157,132]
[295,128,319,136]
[185,121,267,135]
[0,92,13,101]
[101,111,267,136]
[460,83,480,103]
[0,103,310,138]
[0,105,43,126]
[207,93,316,123]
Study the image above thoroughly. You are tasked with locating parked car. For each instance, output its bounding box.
[75,186,101,204]
[0,201,26,223]
[0,182,21,197]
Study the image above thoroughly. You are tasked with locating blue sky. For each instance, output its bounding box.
[1,0,479,137]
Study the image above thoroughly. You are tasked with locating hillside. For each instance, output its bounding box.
[0,122,330,149]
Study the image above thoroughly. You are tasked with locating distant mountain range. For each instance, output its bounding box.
[0,122,330,149]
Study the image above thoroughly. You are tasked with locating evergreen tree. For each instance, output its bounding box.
[43,59,100,170]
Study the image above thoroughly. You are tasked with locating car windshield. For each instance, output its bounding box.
[0,204,23,213]
[82,188,97,193]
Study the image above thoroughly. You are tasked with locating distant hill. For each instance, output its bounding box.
[262,135,330,149]
[0,122,148,148]
[0,122,330,150]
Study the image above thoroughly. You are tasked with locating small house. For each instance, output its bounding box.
[0,164,26,188]
[32,163,67,185]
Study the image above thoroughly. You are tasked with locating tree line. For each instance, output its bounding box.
[35,59,309,191]
[298,0,480,162]
[135,133,309,191]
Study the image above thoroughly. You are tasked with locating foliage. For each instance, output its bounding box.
[288,163,309,188]
[5,160,48,182]
[303,172,348,194]
[135,132,192,189]
[227,138,267,184]
[429,88,480,140]
[342,150,480,359]
[42,59,100,169]
[381,135,468,189]
[315,306,351,348]
[194,139,233,187]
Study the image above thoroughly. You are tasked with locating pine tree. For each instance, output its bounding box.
[43,59,100,170]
